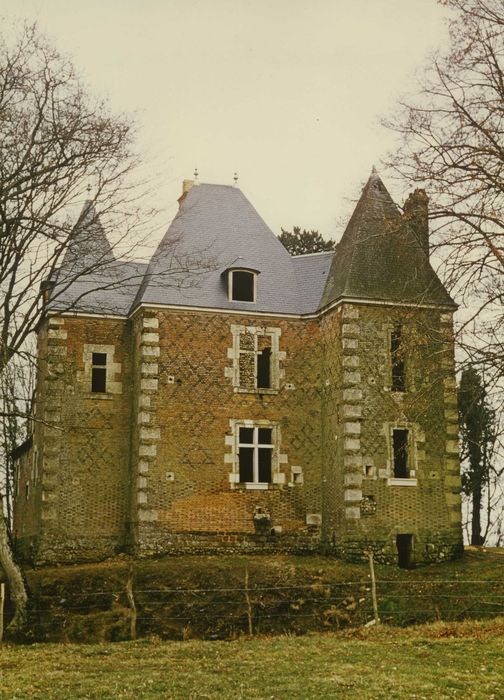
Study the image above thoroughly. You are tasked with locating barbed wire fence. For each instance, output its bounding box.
[0,570,501,641]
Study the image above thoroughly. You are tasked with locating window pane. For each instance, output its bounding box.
[92,352,107,366]
[393,429,409,478]
[258,428,272,444]
[239,447,254,482]
[258,448,272,482]
[91,367,107,393]
[257,347,271,389]
[239,427,254,444]
[232,271,255,302]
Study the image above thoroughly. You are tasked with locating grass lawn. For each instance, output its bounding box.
[0,618,503,699]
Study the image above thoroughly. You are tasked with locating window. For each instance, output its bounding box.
[257,346,271,388]
[239,332,272,390]
[91,352,107,393]
[238,426,273,483]
[229,270,256,302]
[391,325,406,391]
[228,325,283,394]
[392,428,409,478]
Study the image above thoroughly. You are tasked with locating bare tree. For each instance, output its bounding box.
[0,352,35,530]
[382,0,504,539]
[382,0,503,357]
[0,23,215,633]
[0,22,159,377]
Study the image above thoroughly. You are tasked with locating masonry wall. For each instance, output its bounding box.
[21,315,133,564]
[323,302,463,564]
[129,308,324,555]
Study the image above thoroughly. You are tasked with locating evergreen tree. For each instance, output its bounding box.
[278,227,336,256]
[458,367,496,545]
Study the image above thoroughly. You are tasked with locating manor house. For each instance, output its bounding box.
[13,170,463,566]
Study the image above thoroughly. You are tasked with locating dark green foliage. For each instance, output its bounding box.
[278,227,336,256]
[458,368,496,545]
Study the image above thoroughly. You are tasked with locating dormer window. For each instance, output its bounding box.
[228,269,256,302]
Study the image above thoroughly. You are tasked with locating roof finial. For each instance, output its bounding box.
[233,171,238,187]
[86,183,92,197]
[371,164,378,175]
[194,167,199,184]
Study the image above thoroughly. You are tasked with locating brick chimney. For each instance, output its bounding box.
[178,179,194,206]
[403,189,429,257]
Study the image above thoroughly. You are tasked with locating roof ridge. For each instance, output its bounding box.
[291,250,335,259]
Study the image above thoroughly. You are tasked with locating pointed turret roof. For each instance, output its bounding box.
[63,201,115,270]
[321,170,455,308]
[49,201,146,315]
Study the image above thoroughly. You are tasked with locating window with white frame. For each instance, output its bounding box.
[228,325,283,393]
[228,269,256,302]
[238,425,275,484]
[392,428,410,478]
[91,352,107,393]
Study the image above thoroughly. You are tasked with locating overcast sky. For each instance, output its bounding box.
[3,0,451,241]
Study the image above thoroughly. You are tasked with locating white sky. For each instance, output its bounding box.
[2,0,451,241]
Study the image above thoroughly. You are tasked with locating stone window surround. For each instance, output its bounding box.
[226,419,288,490]
[383,422,422,486]
[79,344,122,396]
[226,324,285,394]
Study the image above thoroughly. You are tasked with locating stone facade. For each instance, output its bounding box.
[12,173,464,566]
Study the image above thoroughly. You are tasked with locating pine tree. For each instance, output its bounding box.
[278,227,336,256]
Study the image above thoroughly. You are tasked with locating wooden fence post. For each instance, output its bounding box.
[367,552,380,626]
[0,582,5,642]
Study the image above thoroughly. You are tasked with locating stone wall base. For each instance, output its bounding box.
[332,534,463,565]
[20,534,125,566]
[132,526,321,557]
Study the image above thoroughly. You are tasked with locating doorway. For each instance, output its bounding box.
[396,534,414,568]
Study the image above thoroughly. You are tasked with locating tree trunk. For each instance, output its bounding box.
[471,486,484,546]
[0,503,28,633]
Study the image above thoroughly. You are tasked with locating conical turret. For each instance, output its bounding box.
[321,169,455,308]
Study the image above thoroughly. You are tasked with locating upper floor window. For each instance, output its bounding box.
[228,269,256,302]
[228,325,283,393]
[391,324,406,392]
[91,352,107,393]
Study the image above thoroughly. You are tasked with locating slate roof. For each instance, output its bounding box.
[291,251,334,315]
[49,202,148,316]
[50,260,148,316]
[321,170,456,309]
[49,173,455,318]
[135,183,304,314]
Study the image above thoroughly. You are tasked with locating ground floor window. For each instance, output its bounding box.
[238,425,274,484]
[392,428,409,478]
